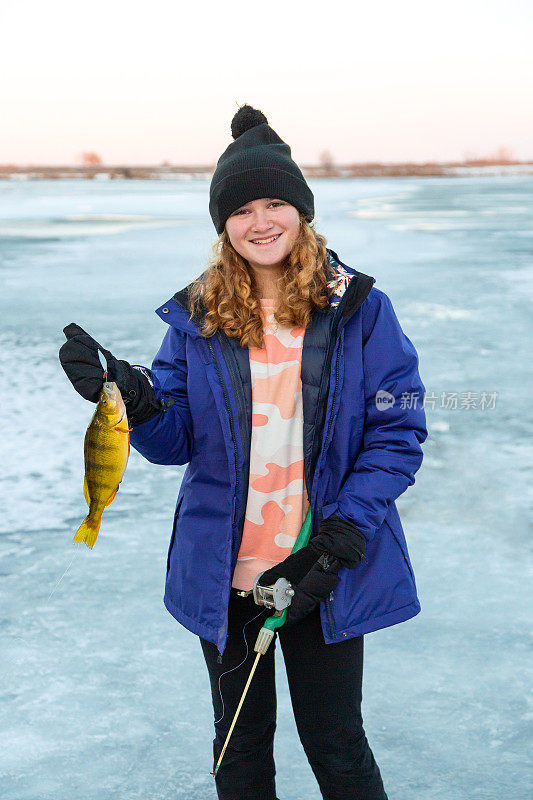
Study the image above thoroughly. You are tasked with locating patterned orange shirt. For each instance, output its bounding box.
[232,299,310,591]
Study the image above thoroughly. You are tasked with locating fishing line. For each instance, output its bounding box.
[47,548,80,601]
[214,608,266,726]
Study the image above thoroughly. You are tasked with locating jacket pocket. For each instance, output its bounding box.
[383,518,415,583]
[166,495,184,575]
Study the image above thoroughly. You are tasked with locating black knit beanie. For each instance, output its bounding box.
[209,105,315,234]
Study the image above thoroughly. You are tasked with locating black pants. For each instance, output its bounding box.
[200,591,388,800]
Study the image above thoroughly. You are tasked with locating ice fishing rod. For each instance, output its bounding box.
[212,506,313,778]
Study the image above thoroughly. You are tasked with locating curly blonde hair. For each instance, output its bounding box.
[188,215,332,349]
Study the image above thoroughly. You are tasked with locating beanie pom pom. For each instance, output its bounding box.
[231,104,268,140]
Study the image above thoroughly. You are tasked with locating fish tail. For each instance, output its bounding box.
[73,514,101,549]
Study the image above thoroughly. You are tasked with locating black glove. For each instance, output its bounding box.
[59,323,166,426]
[286,554,341,627]
[259,515,367,627]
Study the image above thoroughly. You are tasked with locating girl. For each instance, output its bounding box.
[60,105,427,800]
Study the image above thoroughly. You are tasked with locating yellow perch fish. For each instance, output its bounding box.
[74,381,130,548]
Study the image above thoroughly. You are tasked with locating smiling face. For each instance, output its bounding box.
[224,198,301,275]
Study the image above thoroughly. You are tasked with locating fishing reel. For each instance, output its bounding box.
[252,573,295,611]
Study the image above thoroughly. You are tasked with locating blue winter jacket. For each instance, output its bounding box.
[130,250,427,654]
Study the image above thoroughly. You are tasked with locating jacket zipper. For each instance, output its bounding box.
[206,338,239,524]
[322,340,342,641]
[317,295,371,641]
[215,332,250,546]
[323,338,342,454]
[206,338,238,660]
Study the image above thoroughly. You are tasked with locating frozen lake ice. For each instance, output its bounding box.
[0,176,531,799]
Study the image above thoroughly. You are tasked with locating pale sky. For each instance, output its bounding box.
[1,0,532,165]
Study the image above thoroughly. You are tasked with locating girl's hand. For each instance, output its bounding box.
[59,323,166,426]
[59,323,119,402]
